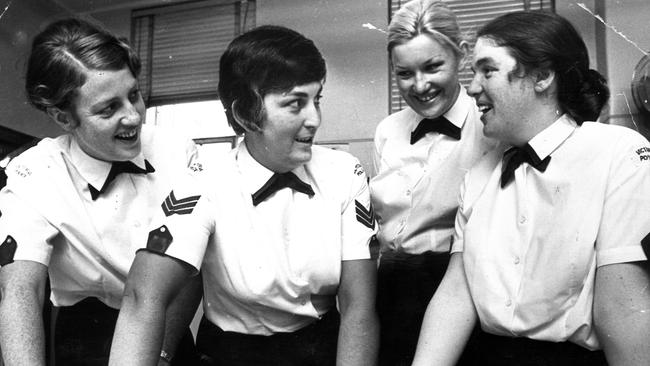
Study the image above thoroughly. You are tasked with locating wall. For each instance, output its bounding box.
[0,0,70,138]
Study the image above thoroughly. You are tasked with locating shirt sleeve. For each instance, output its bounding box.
[341,158,379,261]
[0,186,57,267]
[450,172,469,254]
[139,169,213,273]
[596,132,650,266]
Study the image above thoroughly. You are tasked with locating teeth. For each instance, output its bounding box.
[477,105,491,113]
[117,130,136,139]
[295,137,312,143]
[413,91,439,103]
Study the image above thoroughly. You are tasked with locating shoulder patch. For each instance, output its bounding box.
[636,146,650,162]
[189,162,203,172]
[11,164,32,178]
[354,163,365,176]
[0,235,17,266]
[161,190,200,217]
[355,200,375,230]
[146,225,173,254]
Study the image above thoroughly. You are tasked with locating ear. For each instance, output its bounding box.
[231,100,262,134]
[533,69,556,93]
[46,107,77,132]
[456,40,470,72]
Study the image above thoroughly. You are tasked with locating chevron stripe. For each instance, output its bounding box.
[355,200,375,229]
[161,190,201,217]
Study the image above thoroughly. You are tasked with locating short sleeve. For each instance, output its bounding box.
[450,173,469,254]
[341,159,379,261]
[0,187,57,267]
[596,133,650,266]
[139,169,213,272]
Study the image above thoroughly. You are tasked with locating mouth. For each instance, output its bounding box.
[411,89,441,103]
[295,136,314,144]
[115,129,138,142]
[476,101,493,116]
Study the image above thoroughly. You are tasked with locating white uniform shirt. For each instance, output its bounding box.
[0,125,198,308]
[146,143,377,335]
[453,115,650,349]
[370,87,495,254]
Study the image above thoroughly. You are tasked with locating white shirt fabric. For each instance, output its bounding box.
[453,115,650,350]
[370,87,496,254]
[146,142,377,335]
[0,124,198,308]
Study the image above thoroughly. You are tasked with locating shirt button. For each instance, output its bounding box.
[133,221,141,228]
[406,190,411,196]
[514,257,520,265]
[506,299,512,307]
[519,216,527,224]
[300,300,307,305]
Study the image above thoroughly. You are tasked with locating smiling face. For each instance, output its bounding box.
[62,67,145,161]
[244,81,323,173]
[468,37,537,146]
[391,34,462,118]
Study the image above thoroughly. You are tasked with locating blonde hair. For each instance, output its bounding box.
[388,0,463,56]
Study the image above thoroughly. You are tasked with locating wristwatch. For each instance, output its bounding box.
[160,349,173,363]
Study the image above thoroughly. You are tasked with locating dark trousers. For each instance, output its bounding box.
[196,310,340,366]
[377,250,457,366]
[468,331,608,366]
[54,297,199,366]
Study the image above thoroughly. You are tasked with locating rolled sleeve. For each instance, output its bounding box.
[0,188,56,267]
[140,172,213,272]
[596,133,650,267]
[341,160,378,261]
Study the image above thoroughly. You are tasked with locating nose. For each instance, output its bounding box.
[120,101,142,126]
[467,74,482,99]
[412,72,429,94]
[303,101,321,130]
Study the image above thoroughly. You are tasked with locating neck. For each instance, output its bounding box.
[513,100,561,147]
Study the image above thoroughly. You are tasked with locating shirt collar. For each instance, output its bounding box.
[236,141,309,197]
[68,137,148,189]
[527,114,577,160]
[411,85,471,131]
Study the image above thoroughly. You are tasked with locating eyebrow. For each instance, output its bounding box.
[473,57,493,69]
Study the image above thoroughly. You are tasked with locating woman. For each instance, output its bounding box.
[369,1,495,364]
[413,11,650,366]
[0,18,200,366]
[110,25,379,366]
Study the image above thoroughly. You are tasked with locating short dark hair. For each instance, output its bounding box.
[25,18,141,112]
[477,11,609,124]
[218,25,327,135]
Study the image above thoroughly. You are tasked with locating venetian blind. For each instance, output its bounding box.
[132,0,256,107]
[389,0,554,113]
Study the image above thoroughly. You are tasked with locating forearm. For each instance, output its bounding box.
[159,274,202,365]
[595,262,650,366]
[336,305,379,366]
[412,253,477,366]
[0,287,46,366]
[109,292,167,366]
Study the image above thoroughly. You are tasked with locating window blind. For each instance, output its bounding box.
[132,0,256,107]
[389,0,554,113]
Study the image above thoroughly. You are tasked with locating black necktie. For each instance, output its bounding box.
[89,160,155,200]
[500,145,550,188]
[251,172,315,206]
[410,116,461,144]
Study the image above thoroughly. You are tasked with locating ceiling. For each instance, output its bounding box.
[52,0,187,14]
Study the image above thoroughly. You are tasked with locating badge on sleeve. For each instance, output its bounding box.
[0,235,17,266]
[146,225,173,254]
[161,190,200,217]
[354,163,365,176]
[636,146,650,162]
[355,200,375,230]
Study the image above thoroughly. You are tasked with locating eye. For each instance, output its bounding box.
[314,94,323,107]
[285,98,305,111]
[128,89,142,103]
[98,104,117,118]
[425,62,443,73]
[395,70,413,79]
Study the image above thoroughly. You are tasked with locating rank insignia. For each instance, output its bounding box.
[161,190,200,217]
[355,200,375,230]
[0,235,17,266]
[146,225,173,254]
